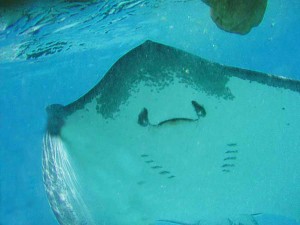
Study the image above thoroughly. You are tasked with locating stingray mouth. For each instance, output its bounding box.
[138,100,206,127]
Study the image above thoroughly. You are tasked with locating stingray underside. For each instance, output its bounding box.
[43,41,300,225]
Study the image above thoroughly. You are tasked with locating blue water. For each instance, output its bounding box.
[0,0,300,224]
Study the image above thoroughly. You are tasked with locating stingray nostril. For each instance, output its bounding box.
[138,108,149,126]
[191,100,206,117]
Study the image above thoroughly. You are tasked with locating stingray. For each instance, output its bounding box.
[202,0,268,35]
[42,41,300,225]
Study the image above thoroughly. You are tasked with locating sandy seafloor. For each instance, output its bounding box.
[0,0,300,224]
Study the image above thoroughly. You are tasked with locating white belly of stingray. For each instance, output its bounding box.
[43,41,300,225]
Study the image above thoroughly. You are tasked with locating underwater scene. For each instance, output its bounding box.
[1,0,300,225]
